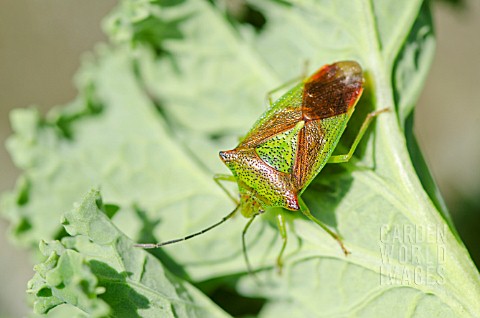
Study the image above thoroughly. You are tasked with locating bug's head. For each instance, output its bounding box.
[238,191,264,218]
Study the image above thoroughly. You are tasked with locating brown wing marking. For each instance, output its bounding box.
[302,61,364,121]
[292,119,324,191]
[238,107,302,149]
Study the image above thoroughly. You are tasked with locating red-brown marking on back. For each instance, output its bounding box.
[302,62,364,121]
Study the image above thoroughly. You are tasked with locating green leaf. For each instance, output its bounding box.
[28,189,230,318]
[2,0,480,317]
[27,240,110,317]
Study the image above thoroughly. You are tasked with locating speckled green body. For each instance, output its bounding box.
[219,61,363,218]
[137,62,368,264]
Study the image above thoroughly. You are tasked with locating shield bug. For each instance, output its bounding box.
[136,61,387,273]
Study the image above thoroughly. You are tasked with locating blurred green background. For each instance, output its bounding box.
[1,0,479,316]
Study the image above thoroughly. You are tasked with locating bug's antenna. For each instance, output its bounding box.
[134,206,239,249]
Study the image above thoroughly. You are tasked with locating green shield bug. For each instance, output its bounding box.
[136,61,387,274]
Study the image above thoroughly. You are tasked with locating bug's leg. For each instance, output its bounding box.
[265,78,301,107]
[135,206,239,248]
[265,61,309,107]
[275,211,288,274]
[213,174,239,205]
[242,214,260,281]
[328,108,389,164]
[298,197,350,255]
